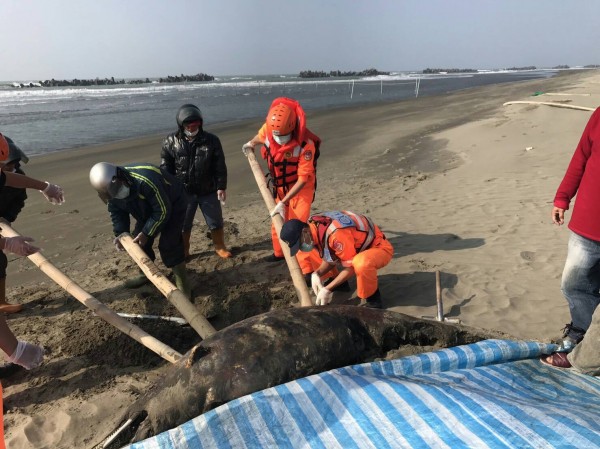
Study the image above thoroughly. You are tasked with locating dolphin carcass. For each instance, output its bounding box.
[103,305,495,446]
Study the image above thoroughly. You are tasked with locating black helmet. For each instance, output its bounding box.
[176,104,203,128]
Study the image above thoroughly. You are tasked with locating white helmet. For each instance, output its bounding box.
[89,162,130,200]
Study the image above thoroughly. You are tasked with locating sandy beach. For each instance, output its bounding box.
[1,69,598,448]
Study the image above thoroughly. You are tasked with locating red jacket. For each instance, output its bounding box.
[554,107,600,241]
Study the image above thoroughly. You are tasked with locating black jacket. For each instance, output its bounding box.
[0,167,27,222]
[160,130,227,196]
[107,164,187,237]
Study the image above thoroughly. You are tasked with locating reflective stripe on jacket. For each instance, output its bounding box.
[310,210,376,263]
[108,164,186,238]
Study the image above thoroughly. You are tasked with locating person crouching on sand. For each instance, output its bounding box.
[89,162,192,298]
[279,211,393,308]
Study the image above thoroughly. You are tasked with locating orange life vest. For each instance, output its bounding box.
[309,211,376,260]
[262,130,320,194]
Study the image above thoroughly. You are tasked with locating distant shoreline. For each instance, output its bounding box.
[8,72,215,88]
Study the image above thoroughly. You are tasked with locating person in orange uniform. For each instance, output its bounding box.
[242,97,327,282]
[280,211,393,308]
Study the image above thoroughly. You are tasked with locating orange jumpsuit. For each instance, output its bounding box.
[257,124,325,276]
[310,211,393,298]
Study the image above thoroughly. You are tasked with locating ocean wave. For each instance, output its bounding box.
[0,72,501,103]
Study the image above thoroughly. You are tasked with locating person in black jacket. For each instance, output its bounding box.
[0,139,29,314]
[160,104,232,259]
[89,162,192,297]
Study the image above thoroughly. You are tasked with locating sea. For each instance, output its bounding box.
[0,69,561,157]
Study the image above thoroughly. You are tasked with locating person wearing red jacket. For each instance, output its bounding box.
[542,108,600,370]
[279,211,393,308]
[242,98,331,283]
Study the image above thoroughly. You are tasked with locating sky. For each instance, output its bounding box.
[1,0,599,81]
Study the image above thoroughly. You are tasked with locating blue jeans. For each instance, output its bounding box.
[561,231,600,334]
[182,192,223,232]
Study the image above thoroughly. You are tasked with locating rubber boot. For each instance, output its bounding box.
[0,278,22,314]
[172,263,192,298]
[182,231,192,259]
[123,269,149,289]
[362,289,382,309]
[211,228,232,258]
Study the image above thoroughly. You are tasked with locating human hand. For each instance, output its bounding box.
[7,340,44,370]
[133,232,148,246]
[552,207,565,225]
[41,182,65,205]
[315,287,333,306]
[113,236,124,251]
[311,272,324,296]
[269,202,286,219]
[3,236,40,256]
[217,190,226,206]
[242,142,254,157]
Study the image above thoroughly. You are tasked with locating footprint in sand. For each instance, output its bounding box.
[520,251,536,261]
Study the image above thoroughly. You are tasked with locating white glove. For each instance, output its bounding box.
[133,232,148,246]
[270,202,286,219]
[41,182,65,205]
[217,190,226,207]
[315,287,333,306]
[113,237,124,251]
[242,141,254,156]
[311,272,324,296]
[3,236,40,256]
[7,340,44,370]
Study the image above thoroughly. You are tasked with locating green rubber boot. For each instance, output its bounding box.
[172,263,192,299]
[123,270,149,289]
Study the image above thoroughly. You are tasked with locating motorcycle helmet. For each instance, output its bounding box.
[176,104,203,128]
[89,162,130,201]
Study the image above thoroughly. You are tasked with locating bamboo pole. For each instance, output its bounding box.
[244,150,313,307]
[503,101,594,111]
[118,233,216,338]
[0,222,181,364]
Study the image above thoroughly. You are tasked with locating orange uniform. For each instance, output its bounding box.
[309,211,393,298]
[257,98,324,276]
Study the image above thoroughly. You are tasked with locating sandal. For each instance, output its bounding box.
[541,352,572,369]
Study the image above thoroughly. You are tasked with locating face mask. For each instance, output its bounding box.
[273,133,291,145]
[298,227,313,252]
[299,242,314,253]
[184,128,199,138]
[113,184,130,199]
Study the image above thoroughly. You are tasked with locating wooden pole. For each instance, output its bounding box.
[435,270,443,321]
[0,222,181,364]
[118,233,216,339]
[503,101,594,111]
[245,150,313,307]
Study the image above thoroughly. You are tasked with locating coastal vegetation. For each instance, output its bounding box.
[299,68,390,78]
[12,72,214,88]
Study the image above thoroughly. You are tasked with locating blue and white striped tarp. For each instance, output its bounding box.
[125,339,600,449]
